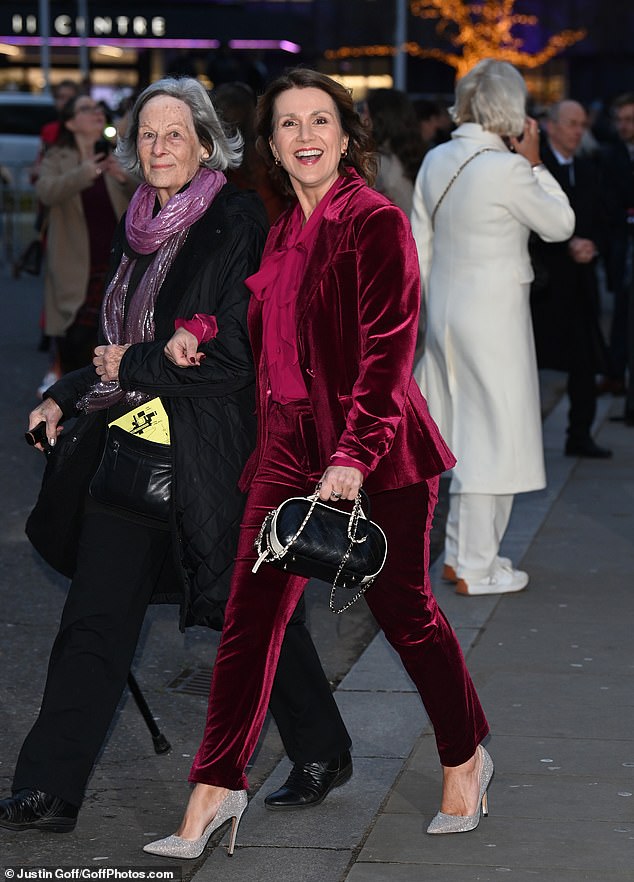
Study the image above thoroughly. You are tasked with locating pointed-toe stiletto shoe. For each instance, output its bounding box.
[427,745,494,835]
[143,789,248,859]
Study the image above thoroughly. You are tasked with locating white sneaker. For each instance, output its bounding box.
[442,556,512,584]
[37,370,60,399]
[456,564,528,596]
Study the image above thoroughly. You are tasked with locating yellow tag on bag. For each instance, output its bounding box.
[108,397,170,445]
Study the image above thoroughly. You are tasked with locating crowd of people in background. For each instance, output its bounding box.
[20,72,634,433]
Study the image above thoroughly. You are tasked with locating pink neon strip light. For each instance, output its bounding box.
[0,36,301,52]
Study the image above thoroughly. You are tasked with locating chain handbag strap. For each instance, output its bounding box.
[329,494,373,614]
[430,147,494,229]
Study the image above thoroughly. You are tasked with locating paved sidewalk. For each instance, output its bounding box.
[188,391,633,882]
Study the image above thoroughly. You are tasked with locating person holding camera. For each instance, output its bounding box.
[36,94,138,377]
[412,59,575,597]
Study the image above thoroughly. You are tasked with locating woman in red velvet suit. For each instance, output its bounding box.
[144,69,492,859]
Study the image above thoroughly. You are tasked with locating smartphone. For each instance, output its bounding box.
[94,138,111,156]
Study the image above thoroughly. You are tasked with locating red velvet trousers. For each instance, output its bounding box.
[189,402,489,790]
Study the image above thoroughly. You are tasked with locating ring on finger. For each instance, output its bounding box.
[331,491,342,499]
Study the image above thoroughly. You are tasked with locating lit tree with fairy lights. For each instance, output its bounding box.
[325,0,586,78]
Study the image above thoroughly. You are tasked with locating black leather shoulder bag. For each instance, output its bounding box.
[252,489,387,613]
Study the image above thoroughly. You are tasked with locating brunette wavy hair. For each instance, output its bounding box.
[255,67,377,195]
[55,94,98,149]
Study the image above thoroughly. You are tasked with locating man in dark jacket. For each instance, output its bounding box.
[530,100,612,458]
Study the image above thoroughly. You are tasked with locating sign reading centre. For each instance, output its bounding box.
[11,14,166,37]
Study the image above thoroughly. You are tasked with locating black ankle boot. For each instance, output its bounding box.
[264,751,353,810]
[0,789,79,833]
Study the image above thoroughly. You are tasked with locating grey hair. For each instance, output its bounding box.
[116,76,243,175]
[450,59,527,138]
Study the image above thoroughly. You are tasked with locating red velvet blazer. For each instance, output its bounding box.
[240,170,455,494]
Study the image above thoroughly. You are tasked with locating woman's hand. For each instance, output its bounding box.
[509,116,542,167]
[93,344,131,381]
[83,156,108,183]
[27,397,63,450]
[164,327,205,367]
[317,466,364,502]
[568,236,597,264]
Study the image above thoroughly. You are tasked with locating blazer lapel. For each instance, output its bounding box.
[294,172,366,326]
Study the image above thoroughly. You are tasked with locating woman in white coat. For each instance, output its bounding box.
[412,59,575,596]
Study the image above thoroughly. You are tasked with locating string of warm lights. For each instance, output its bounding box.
[325,0,586,78]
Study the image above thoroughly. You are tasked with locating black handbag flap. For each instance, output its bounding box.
[271,496,386,579]
[89,425,172,521]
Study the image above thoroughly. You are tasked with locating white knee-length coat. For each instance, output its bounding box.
[412,123,575,494]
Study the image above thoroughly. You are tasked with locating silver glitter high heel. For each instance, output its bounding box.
[143,789,248,859]
[426,745,494,834]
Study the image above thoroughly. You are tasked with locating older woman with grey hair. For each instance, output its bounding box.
[0,77,352,835]
[412,59,575,597]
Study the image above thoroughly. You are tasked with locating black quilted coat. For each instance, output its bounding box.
[30,184,267,630]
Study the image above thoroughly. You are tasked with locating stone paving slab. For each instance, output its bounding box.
[388,765,634,824]
[333,690,429,759]
[197,845,353,882]
[356,812,634,873]
[337,629,417,692]
[463,614,632,676]
[347,863,633,882]
[475,670,633,740]
[398,733,634,786]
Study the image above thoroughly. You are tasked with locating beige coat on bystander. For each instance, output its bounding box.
[36,146,137,336]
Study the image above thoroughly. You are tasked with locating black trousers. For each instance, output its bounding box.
[567,357,598,443]
[13,507,350,807]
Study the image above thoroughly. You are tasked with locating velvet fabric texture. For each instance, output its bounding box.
[246,176,341,404]
[240,170,456,494]
[188,173,487,790]
[189,402,488,790]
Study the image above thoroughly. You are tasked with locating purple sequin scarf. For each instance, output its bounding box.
[78,167,226,413]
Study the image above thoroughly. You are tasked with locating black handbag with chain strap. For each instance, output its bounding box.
[252,489,387,613]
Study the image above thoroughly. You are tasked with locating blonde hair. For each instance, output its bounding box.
[451,59,527,137]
